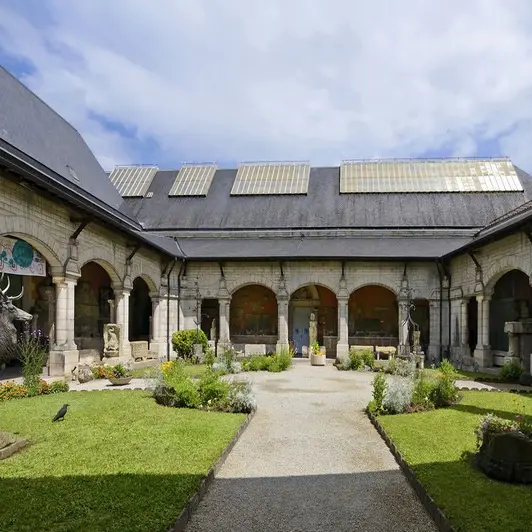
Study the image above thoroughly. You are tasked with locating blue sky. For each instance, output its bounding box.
[1,0,532,171]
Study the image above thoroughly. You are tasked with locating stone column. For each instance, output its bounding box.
[475,295,484,350]
[218,297,231,345]
[460,298,468,346]
[428,300,441,362]
[482,296,491,347]
[151,297,161,342]
[53,278,68,349]
[114,288,131,359]
[276,296,289,351]
[48,276,79,378]
[397,299,410,356]
[336,296,349,361]
[66,278,77,350]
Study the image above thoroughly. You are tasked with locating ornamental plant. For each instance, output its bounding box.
[171,329,208,360]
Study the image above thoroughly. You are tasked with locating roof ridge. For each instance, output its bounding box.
[478,198,532,234]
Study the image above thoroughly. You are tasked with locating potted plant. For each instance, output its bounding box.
[106,363,133,386]
[310,341,326,366]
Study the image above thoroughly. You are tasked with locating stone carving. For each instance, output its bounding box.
[0,272,32,363]
[210,319,217,342]
[103,323,121,358]
[477,432,532,484]
[76,364,94,383]
[309,312,317,347]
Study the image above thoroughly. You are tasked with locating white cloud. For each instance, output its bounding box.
[2,0,532,170]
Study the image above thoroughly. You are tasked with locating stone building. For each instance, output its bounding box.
[2,65,532,376]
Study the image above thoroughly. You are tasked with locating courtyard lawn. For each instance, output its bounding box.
[423,368,502,382]
[0,390,245,532]
[378,391,532,532]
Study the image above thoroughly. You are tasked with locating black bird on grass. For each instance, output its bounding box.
[52,404,69,422]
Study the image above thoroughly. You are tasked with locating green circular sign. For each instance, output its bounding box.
[12,240,34,268]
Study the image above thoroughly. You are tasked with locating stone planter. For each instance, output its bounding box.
[310,348,326,366]
[107,376,133,386]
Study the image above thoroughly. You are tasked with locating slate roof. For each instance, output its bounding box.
[175,235,472,260]
[0,66,179,258]
[125,167,532,231]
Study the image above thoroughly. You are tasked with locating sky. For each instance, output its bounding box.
[1,0,532,171]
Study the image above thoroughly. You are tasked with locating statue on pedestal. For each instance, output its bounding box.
[309,312,318,347]
[210,319,217,342]
[103,323,121,358]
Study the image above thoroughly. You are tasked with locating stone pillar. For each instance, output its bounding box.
[218,297,231,346]
[460,298,468,347]
[482,296,491,347]
[397,299,410,357]
[114,288,131,359]
[151,297,161,342]
[474,294,492,368]
[276,296,289,352]
[336,296,349,361]
[48,276,79,378]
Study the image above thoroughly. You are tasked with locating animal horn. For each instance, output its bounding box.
[7,286,23,302]
[1,274,10,295]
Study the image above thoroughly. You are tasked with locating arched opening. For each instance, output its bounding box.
[290,285,337,357]
[201,298,219,342]
[489,270,532,352]
[411,298,430,353]
[75,262,113,356]
[348,285,398,347]
[129,277,152,342]
[0,235,53,373]
[230,285,278,349]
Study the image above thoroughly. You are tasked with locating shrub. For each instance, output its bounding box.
[383,376,414,414]
[48,380,69,394]
[276,346,293,370]
[226,380,256,413]
[411,373,437,410]
[361,349,375,369]
[372,372,387,413]
[198,369,231,407]
[0,381,29,401]
[91,365,109,379]
[18,335,47,395]
[171,329,208,360]
[499,359,524,381]
[204,346,216,367]
[432,360,460,407]
[348,349,364,370]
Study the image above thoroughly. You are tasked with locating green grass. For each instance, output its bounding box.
[0,390,245,532]
[379,391,532,532]
[131,363,208,379]
[423,368,500,382]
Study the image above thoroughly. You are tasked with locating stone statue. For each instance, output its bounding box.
[309,312,317,347]
[210,319,217,341]
[103,323,121,358]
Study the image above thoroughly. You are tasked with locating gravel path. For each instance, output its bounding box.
[184,360,437,532]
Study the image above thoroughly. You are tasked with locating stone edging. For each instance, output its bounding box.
[457,386,532,394]
[366,410,455,532]
[167,408,257,532]
[0,438,28,460]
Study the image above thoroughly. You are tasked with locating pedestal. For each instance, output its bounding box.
[48,349,79,378]
[474,347,492,368]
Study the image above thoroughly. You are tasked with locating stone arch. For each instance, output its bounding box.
[133,273,158,295]
[289,282,337,298]
[484,257,530,293]
[130,276,152,341]
[349,281,398,297]
[230,281,278,296]
[79,257,121,285]
[0,228,63,274]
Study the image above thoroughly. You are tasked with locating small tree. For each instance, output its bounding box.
[18,334,47,395]
[171,329,208,360]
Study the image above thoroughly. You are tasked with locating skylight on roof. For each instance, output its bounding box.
[108,166,158,197]
[168,164,217,196]
[231,162,310,195]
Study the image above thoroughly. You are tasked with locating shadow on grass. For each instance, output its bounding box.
[450,397,532,420]
[0,472,203,532]
[0,470,436,532]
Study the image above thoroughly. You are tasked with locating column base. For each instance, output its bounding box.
[48,348,79,378]
[503,355,521,366]
[148,341,166,360]
[427,344,441,365]
[275,341,290,354]
[474,347,493,368]
[336,343,349,362]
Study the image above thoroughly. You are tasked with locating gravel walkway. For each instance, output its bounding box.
[184,360,437,532]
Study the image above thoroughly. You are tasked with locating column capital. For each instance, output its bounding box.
[337,295,349,304]
[112,283,131,295]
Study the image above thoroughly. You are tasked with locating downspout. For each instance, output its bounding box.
[440,259,452,361]
[177,259,186,332]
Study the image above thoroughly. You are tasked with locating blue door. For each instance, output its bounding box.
[292,307,311,355]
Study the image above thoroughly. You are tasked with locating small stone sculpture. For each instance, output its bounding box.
[210,319,217,342]
[103,323,121,358]
[309,312,317,347]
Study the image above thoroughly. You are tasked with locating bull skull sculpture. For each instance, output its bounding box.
[0,272,33,360]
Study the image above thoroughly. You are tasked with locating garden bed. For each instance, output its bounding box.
[0,390,246,532]
[375,391,532,532]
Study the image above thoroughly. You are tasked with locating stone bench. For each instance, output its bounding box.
[375,346,397,361]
